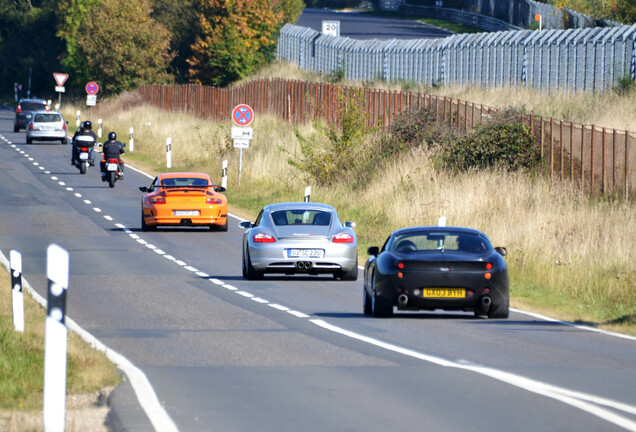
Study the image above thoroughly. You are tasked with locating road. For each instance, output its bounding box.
[1,107,635,432]
[296,8,454,39]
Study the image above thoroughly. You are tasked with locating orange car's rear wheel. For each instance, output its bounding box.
[211,217,228,232]
[141,210,157,231]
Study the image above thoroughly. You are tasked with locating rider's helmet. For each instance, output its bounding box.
[79,121,85,129]
[108,131,117,141]
[84,120,92,130]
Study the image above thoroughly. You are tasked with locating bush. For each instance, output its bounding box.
[439,109,540,171]
[380,107,440,158]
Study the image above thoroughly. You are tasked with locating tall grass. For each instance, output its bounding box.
[68,88,636,335]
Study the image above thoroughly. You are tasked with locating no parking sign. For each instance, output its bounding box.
[232,104,254,126]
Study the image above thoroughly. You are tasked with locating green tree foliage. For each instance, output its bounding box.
[552,0,636,24]
[151,0,200,83]
[188,0,303,87]
[0,0,65,99]
[57,0,173,95]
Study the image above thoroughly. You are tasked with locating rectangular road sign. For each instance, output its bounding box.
[55,86,65,93]
[86,94,97,106]
[233,139,250,149]
[231,127,253,140]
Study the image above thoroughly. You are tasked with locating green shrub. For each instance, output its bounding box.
[439,109,540,171]
[380,107,440,158]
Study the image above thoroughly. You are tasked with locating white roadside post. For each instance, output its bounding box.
[166,137,172,168]
[10,250,24,333]
[75,111,81,127]
[43,244,70,432]
[98,119,103,138]
[304,186,311,202]
[129,127,134,152]
[222,160,228,189]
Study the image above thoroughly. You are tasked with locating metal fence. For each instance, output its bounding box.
[135,79,634,198]
[276,23,636,93]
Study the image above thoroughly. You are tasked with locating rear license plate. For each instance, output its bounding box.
[422,288,465,298]
[106,163,118,171]
[174,210,199,216]
[79,153,89,160]
[288,249,323,258]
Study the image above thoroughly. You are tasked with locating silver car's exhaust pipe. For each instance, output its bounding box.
[296,261,312,270]
[398,294,408,307]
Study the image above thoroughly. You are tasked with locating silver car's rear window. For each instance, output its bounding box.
[34,113,62,122]
[271,210,331,226]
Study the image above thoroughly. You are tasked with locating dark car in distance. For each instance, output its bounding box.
[14,99,49,132]
[363,226,509,318]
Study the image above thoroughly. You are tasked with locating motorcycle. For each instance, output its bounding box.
[73,135,96,174]
[102,157,123,188]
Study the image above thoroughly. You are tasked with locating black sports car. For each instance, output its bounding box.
[363,226,509,318]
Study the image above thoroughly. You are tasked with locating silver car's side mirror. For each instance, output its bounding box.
[238,221,253,229]
[344,221,356,229]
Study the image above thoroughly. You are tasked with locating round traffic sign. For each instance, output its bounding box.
[232,104,254,126]
[86,82,99,95]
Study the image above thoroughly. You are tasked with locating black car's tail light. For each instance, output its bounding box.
[397,262,405,269]
[485,262,493,270]
[467,289,475,297]
[484,272,492,280]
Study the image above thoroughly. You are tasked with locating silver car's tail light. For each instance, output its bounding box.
[332,233,353,243]
[253,233,276,243]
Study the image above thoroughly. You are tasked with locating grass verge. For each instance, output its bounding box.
[0,262,120,430]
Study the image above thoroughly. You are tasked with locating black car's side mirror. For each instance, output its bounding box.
[367,246,380,256]
[495,247,507,256]
[238,221,252,229]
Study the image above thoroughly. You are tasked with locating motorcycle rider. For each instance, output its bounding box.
[100,131,125,180]
[71,120,96,166]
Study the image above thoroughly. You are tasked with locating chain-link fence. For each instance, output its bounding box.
[277,23,636,93]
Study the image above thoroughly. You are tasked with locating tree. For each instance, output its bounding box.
[57,0,173,95]
[188,0,304,87]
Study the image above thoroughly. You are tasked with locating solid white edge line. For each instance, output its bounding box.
[0,250,178,432]
[310,319,636,432]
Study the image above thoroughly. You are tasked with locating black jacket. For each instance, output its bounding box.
[103,139,125,160]
[73,129,97,146]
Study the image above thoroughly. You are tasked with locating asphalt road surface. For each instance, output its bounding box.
[296,8,454,39]
[1,107,635,432]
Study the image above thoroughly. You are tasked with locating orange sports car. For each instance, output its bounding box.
[138,172,228,231]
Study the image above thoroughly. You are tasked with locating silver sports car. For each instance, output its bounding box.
[239,202,358,280]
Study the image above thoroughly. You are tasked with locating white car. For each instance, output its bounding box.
[26,111,69,144]
[239,202,358,280]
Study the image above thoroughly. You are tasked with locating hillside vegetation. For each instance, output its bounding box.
[64,62,636,335]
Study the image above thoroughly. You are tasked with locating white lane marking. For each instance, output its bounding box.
[210,279,224,285]
[145,244,156,250]
[310,319,636,432]
[66,187,73,191]
[33,162,39,166]
[153,249,165,255]
[75,193,82,198]
[223,284,238,291]
[174,260,186,266]
[136,239,147,245]
[83,200,91,204]
[28,158,33,161]
[39,167,45,170]
[236,291,253,298]
[104,216,113,221]
[196,272,209,278]
[0,251,178,432]
[268,304,289,311]
[251,297,269,304]
[510,308,636,342]
[288,310,309,318]
[58,182,66,186]
[164,255,176,261]
[45,171,51,174]
[184,266,198,272]
[51,176,58,180]
[93,208,101,213]
[129,234,139,239]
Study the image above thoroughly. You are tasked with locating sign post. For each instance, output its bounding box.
[53,73,68,110]
[231,104,255,186]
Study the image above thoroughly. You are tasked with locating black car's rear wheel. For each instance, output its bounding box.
[363,286,372,316]
[488,295,510,319]
[371,275,393,318]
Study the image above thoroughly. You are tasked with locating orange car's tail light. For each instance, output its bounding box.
[207,197,222,205]
[150,197,166,205]
[332,233,353,243]
[253,233,276,243]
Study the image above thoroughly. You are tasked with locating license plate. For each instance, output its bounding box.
[288,249,323,258]
[174,210,199,216]
[422,288,465,298]
[106,163,118,171]
[79,153,89,160]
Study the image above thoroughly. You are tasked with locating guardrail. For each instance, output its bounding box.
[135,79,634,198]
[398,5,521,32]
[276,23,636,93]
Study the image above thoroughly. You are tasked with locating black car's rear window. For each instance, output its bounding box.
[21,102,47,111]
[391,232,491,253]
